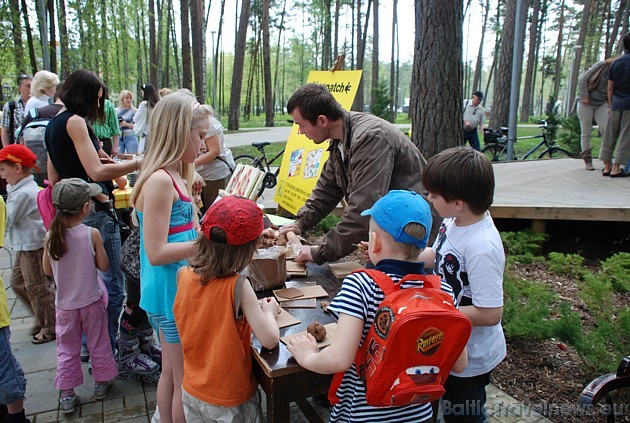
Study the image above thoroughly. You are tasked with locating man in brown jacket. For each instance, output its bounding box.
[279,83,426,265]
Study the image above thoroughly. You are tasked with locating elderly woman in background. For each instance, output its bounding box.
[576,57,617,170]
[25,70,59,113]
[116,90,138,154]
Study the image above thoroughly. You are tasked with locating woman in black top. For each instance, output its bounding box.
[45,69,140,356]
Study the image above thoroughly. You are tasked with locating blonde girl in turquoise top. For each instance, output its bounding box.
[131,90,211,423]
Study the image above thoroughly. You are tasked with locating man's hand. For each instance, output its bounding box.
[279,223,301,236]
[295,246,314,265]
[582,96,590,105]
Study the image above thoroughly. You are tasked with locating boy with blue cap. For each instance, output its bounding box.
[288,190,465,423]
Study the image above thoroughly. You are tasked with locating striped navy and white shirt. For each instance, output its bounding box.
[327,259,456,423]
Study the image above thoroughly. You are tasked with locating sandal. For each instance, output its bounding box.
[610,172,629,178]
[32,331,56,344]
[602,169,611,176]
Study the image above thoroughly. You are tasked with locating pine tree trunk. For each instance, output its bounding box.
[190,0,205,100]
[472,0,490,92]
[21,0,38,73]
[608,0,628,56]
[333,0,341,59]
[181,0,192,90]
[57,0,69,79]
[148,0,157,84]
[353,0,372,111]
[552,0,564,100]
[389,0,397,122]
[228,0,251,130]
[48,0,56,73]
[567,0,593,112]
[491,0,517,130]
[262,0,274,126]
[156,0,164,87]
[169,6,181,86]
[10,0,25,73]
[520,0,540,122]
[272,0,287,112]
[370,0,379,107]
[412,0,463,156]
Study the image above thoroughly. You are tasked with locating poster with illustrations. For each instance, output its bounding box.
[275,69,362,214]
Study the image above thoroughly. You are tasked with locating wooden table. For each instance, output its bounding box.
[251,263,341,423]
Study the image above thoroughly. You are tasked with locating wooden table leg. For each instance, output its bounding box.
[266,377,290,423]
[295,398,325,423]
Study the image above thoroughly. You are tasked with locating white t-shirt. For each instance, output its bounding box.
[433,213,506,377]
[195,116,234,181]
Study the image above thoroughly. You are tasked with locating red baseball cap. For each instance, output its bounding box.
[0,144,38,169]
[201,196,264,245]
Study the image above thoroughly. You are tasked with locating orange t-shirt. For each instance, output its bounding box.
[174,269,257,406]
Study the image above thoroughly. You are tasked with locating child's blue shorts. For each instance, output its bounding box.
[0,326,27,405]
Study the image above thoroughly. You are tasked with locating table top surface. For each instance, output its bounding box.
[251,263,341,378]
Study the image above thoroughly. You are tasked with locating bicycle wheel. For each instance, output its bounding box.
[233,155,265,172]
[537,147,573,160]
[482,144,507,162]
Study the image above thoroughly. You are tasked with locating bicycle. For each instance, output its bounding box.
[233,141,285,193]
[481,120,573,162]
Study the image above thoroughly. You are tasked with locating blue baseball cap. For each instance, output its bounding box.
[361,190,432,248]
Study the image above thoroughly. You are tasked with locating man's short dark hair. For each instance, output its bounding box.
[473,91,484,100]
[58,69,106,122]
[17,74,31,86]
[286,83,344,125]
[624,32,630,52]
[422,146,495,215]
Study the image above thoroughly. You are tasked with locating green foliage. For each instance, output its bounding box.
[501,230,548,265]
[558,115,581,155]
[578,273,613,321]
[370,80,393,122]
[576,317,629,374]
[545,95,560,143]
[503,275,555,339]
[550,302,583,345]
[307,214,341,237]
[599,253,630,293]
[546,252,585,278]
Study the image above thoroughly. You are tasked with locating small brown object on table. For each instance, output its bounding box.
[251,263,340,423]
[306,321,327,342]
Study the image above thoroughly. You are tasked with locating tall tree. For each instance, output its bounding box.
[491,0,518,130]
[370,0,379,106]
[607,0,628,57]
[148,0,157,83]
[47,0,56,72]
[262,0,274,126]
[57,0,69,78]
[412,0,463,157]
[9,0,25,73]
[567,0,593,113]
[520,0,541,122]
[472,0,491,92]
[190,0,204,100]
[181,0,192,90]
[21,0,37,73]
[552,0,565,100]
[228,0,251,130]
[389,0,398,122]
[352,0,372,111]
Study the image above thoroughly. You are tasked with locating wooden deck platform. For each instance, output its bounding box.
[490,158,630,225]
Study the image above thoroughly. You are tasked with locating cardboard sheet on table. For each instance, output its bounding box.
[274,285,328,302]
[276,308,300,328]
[286,261,308,277]
[328,261,365,279]
[281,323,337,349]
[280,281,318,308]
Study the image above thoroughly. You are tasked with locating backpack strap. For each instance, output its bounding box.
[356,269,398,295]
[8,100,16,144]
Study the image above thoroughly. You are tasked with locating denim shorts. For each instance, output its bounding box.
[182,388,263,423]
[147,313,180,344]
[0,326,27,404]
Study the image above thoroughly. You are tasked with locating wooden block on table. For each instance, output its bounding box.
[276,308,300,328]
[281,298,317,308]
[281,323,337,349]
[327,261,365,279]
[273,285,328,303]
[286,261,308,277]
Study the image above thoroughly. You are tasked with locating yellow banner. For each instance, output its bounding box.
[274,70,362,215]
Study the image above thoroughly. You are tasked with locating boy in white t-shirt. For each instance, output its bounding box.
[421,146,506,422]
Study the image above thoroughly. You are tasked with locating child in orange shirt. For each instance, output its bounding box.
[173,196,280,422]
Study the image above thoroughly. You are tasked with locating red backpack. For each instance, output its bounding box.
[328,269,472,407]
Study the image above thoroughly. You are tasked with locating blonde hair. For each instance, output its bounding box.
[118,90,134,108]
[371,219,426,260]
[31,70,59,97]
[131,90,212,208]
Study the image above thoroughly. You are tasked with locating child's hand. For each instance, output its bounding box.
[287,334,319,363]
[356,241,369,262]
[261,296,280,316]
